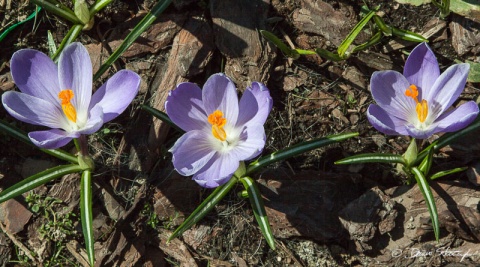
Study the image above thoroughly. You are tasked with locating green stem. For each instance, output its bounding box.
[93,0,173,80]
[31,0,82,24]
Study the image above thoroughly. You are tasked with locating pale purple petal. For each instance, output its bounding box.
[370,70,416,121]
[403,43,440,97]
[170,130,216,176]
[433,101,479,133]
[2,91,69,129]
[367,104,409,136]
[202,73,239,126]
[426,63,470,116]
[236,82,272,127]
[78,106,105,134]
[193,153,239,188]
[10,49,61,104]
[28,129,79,149]
[231,124,267,160]
[89,70,140,123]
[58,42,93,122]
[165,82,208,132]
[405,126,437,139]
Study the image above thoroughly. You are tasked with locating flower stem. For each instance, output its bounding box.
[78,135,89,157]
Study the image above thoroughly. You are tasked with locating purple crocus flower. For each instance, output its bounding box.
[367,42,479,139]
[2,42,140,149]
[166,73,272,188]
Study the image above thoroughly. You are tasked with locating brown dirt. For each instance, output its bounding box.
[1,0,480,266]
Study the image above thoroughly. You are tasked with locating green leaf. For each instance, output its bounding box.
[418,147,434,176]
[0,6,41,43]
[466,60,480,83]
[415,115,480,165]
[74,0,90,25]
[0,164,83,203]
[337,9,375,58]
[391,27,428,42]
[352,31,382,53]
[140,104,183,133]
[314,48,345,61]
[31,0,81,24]
[168,176,238,242]
[47,30,57,57]
[80,170,94,267]
[0,119,78,164]
[239,177,275,250]
[51,24,83,62]
[394,0,480,19]
[93,0,173,80]
[247,132,358,175]
[260,30,299,59]
[372,15,392,36]
[89,0,113,17]
[411,167,440,241]
[294,49,316,55]
[335,153,406,165]
[430,167,467,180]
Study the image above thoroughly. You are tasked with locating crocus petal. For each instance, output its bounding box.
[367,104,409,136]
[10,49,61,104]
[28,129,79,149]
[236,82,272,127]
[78,106,105,135]
[193,153,239,188]
[231,124,267,160]
[58,42,93,122]
[403,43,440,97]
[425,63,470,116]
[2,91,70,129]
[202,73,239,126]
[433,101,479,133]
[89,70,140,123]
[165,82,208,132]
[370,70,416,120]
[170,130,217,176]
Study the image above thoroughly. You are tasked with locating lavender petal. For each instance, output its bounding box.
[89,70,140,123]
[165,82,208,132]
[202,73,239,126]
[403,42,440,97]
[10,49,60,104]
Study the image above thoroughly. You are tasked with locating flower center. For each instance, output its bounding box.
[58,89,77,123]
[208,110,227,141]
[405,84,428,123]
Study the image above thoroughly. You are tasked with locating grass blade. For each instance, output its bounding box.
[0,164,83,203]
[240,177,275,250]
[94,0,173,80]
[411,167,440,241]
[168,176,238,242]
[335,153,405,165]
[0,119,78,164]
[247,132,358,175]
[80,170,95,266]
[260,30,299,59]
[0,6,42,42]
[337,9,375,58]
[430,167,467,180]
[31,0,81,24]
[415,115,480,166]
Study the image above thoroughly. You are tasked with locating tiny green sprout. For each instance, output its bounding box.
[403,138,418,167]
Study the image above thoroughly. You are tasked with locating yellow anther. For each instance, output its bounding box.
[58,89,77,123]
[416,99,428,123]
[208,110,227,141]
[405,84,428,123]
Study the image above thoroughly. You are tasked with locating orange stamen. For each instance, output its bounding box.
[405,84,428,123]
[58,89,77,123]
[208,110,227,141]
